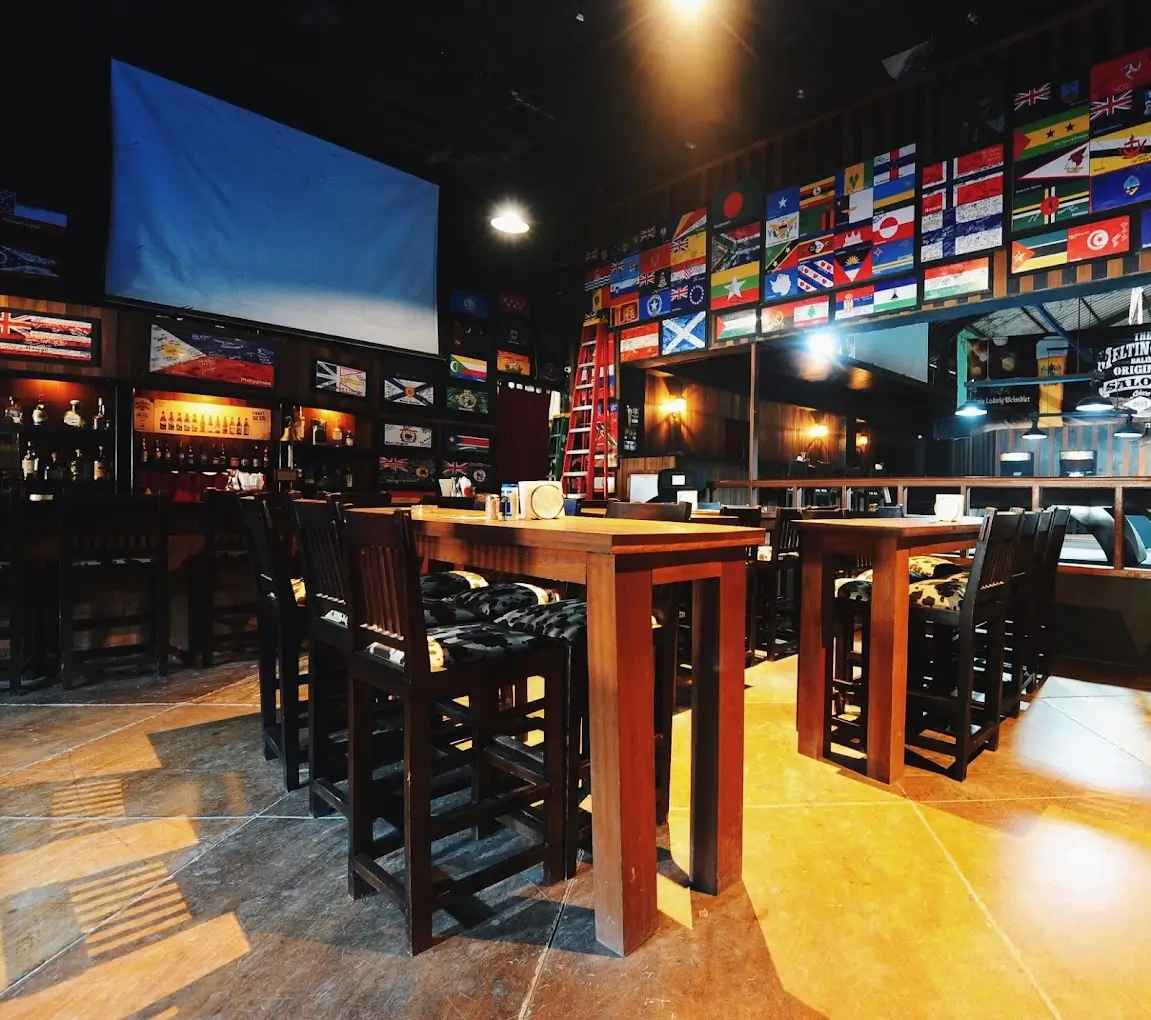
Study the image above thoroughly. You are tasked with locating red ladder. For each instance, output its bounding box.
[561,317,617,498]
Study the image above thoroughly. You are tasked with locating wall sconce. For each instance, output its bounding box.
[661,396,687,420]
[856,432,869,449]
[808,421,829,438]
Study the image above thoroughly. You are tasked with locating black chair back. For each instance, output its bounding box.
[60,494,166,565]
[201,490,248,558]
[238,496,296,607]
[962,509,1023,624]
[719,506,765,559]
[1010,511,1041,584]
[605,501,692,523]
[774,508,802,554]
[800,507,844,519]
[1042,507,1071,581]
[327,492,392,509]
[342,508,431,674]
[293,499,348,627]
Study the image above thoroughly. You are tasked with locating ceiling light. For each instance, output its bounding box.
[1114,415,1141,439]
[1076,391,1114,413]
[956,398,987,418]
[806,331,837,359]
[490,208,530,234]
[1022,416,1046,441]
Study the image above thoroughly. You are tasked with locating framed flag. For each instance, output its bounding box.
[620,322,660,363]
[378,456,436,488]
[148,322,275,387]
[446,385,489,414]
[872,277,918,314]
[661,313,706,356]
[672,208,707,239]
[711,178,763,231]
[921,145,1005,261]
[498,290,531,317]
[382,423,433,449]
[447,353,488,383]
[450,289,488,319]
[923,258,992,302]
[710,262,760,309]
[798,175,836,238]
[450,318,488,353]
[442,460,493,489]
[445,432,492,453]
[496,349,532,376]
[610,297,640,328]
[313,359,367,398]
[765,186,800,245]
[0,308,98,363]
[1009,215,1130,273]
[498,320,531,347]
[1090,47,1151,100]
[835,285,876,322]
[535,354,563,385]
[382,376,434,407]
[712,309,758,348]
[709,222,762,273]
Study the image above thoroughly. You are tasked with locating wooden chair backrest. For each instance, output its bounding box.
[238,496,295,606]
[292,499,347,625]
[963,508,1022,625]
[774,508,802,554]
[60,494,166,563]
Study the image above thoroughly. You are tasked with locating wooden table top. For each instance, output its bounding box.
[794,516,982,539]
[356,507,766,556]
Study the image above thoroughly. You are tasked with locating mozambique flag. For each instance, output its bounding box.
[1011,179,1090,230]
[710,261,760,309]
[1013,106,1089,162]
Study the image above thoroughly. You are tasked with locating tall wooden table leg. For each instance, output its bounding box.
[866,537,910,784]
[690,558,745,894]
[796,534,829,758]
[585,553,658,956]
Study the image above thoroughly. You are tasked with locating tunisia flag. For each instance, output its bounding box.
[1066,216,1131,262]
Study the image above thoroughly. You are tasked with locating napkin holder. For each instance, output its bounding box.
[518,480,565,520]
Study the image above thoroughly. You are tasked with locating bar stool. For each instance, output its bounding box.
[494,500,686,876]
[1001,511,1047,718]
[1030,507,1070,691]
[718,506,769,665]
[58,494,169,687]
[239,495,309,791]
[756,507,801,659]
[342,507,566,955]
[192,490,259,668]
[905,509,1021,780]
[292,498,481,817]
[0,489,30,695]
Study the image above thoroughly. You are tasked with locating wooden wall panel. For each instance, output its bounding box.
[0,295,127,380]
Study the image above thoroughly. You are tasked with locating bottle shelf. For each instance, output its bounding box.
[7,424,114,439]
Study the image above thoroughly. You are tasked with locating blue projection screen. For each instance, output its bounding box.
[106,61,438,353]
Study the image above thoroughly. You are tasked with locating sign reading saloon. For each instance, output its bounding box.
[1096,329,1151,415]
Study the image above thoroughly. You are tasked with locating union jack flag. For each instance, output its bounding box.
[379,457,410,473]
[637,226,658,242]
[442,461,469,476]
[1091,90,1133,119]
[1014,83,1052,110]
[671,285,688,301]
[671,238,689,256]
[639,271,655,287]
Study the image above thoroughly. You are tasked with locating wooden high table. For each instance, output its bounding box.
[403,507,763,956]
[794,517,982,784]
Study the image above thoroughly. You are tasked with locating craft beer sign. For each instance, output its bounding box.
[1097,328,1151,415]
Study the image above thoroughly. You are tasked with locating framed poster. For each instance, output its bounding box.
[382,423,433,448]
[314,359,367,398]
[0,188,68,282]
[446,386,489,414]
[149,321,275,388]
[382,376,434,406]
[496,349,532,376]
[0,308,97,363]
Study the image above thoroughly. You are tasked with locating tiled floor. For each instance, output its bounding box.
[1,659,1149,1019]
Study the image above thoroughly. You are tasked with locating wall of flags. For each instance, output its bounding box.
[587,44,1151,365]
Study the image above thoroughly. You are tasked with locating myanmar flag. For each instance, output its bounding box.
[1014,107,1090,162]
[710,262,761,309]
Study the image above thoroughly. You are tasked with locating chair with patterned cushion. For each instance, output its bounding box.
[905,508,1022,780]
[494,501,687,876]
[294,498,482,817]
[239,495,309,791]
[341,507,566,955]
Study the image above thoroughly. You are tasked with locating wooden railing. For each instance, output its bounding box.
[714,476,1151,576]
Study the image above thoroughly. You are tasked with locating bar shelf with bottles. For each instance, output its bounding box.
[2,377,118,497]
[279,404,374,496]
[132,389,272,502]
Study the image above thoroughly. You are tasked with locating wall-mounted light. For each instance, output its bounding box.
[856,432,869,449]
[809,421,829,439]
[660,396,687,419]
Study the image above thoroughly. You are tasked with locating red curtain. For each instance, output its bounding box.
[496,383,551,486]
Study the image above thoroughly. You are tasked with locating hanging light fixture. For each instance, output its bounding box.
[490,207,530,234]
[956,394,987,417]
[1114,415,1141,439]
[1076,390,1114,413]
[1022,415,1046,441]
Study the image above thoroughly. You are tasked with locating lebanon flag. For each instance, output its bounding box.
[1066,216,1130,262]
[873,205,915,242]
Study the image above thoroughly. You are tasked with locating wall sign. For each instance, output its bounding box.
[314,359,367,398]
[149,322,275,387]
[1096,327,1151,414]
[0,308,97,362]
[133,395,272,439]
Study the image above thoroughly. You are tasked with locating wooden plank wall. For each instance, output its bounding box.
[599,0,1143,237]
[995,423,1151,476]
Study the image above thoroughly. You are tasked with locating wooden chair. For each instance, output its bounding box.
[58,494,168,687]
[1030,506,1070,690]
[342,507,566,954]
[905,509,1022,780]
[192,490,259,668]
[238,495,309,791]
[0,489,30,695]
[1001,511,1047,718]
[323,492,392,508]
[719,506,768,666]
[757,507,802,659]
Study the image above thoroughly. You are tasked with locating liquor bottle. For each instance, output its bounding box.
[228,447,240,469]
[5,395,23,425]
[92,397,107,431]
[259,445,269,470]
[312,418,327,445]
[159,411,168,431]
[43,451,64,483]
[21,443,37,480]
[181,413,189,433]
[199,442,210,468]
[64,399,85,428]
[92,446,108,484]
[162,440,172,464]
[242,416,250,437]
[31,395,47,426]
[153,438,162,463]
[344,429,354,448]
[140,437,149,464]
[69,449,84,484]
[344,467,354,489]
[240,447,251,469]
[184,443,196,469]
[330,420,343,443]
